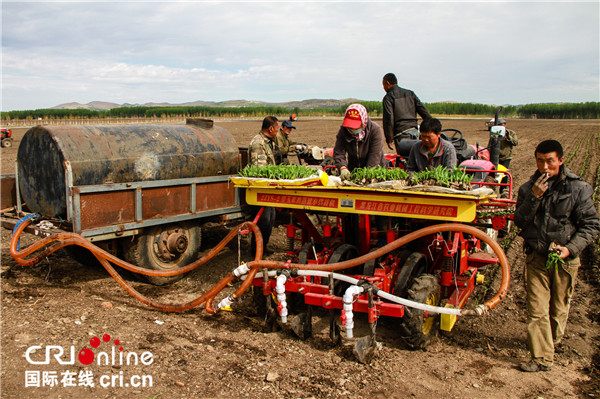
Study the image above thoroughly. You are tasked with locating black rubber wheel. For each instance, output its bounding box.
[326,244,360,296]
[361,248,381,276]
[393,252,427,299]
[298,241,325,264]
[328,244,360,274]
[121,222,202,285]
[399,274,441,349]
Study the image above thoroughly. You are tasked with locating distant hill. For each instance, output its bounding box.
[51,98,364,111]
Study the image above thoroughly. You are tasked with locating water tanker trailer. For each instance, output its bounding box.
[3,119,245,284]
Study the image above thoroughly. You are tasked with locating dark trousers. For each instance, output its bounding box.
[250,206,276,252]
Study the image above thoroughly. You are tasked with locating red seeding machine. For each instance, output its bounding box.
[3,118,514,362]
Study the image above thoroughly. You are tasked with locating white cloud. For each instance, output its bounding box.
[1,1,598,110]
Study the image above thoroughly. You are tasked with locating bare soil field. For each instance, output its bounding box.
[1,118,599,399]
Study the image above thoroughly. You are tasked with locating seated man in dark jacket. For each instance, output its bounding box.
[333,103,387,180]
[515,139,599,372]
[406,118,457,173]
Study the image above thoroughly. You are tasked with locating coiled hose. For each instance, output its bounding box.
[10,218,509,316]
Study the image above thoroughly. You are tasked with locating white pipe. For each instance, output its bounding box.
[241,269,463,316]
[342,285,364,338]
[275,274,288,323]
[218,295,234,310]
[296,270,463,316]
[296,270,360,285]
[232,262,250,278]
[240,270,278,280]
[377,290,462,316]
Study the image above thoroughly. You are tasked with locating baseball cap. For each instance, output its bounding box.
[282,120,296,129]
[497,118,506,125]
[342,108,362,129]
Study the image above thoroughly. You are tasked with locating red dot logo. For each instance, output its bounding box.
[90,337,100,348]
[78,348,94,365]
[114,339,120,345]
[102,334,111,342]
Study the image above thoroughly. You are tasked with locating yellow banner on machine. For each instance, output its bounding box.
[244,187,479,222]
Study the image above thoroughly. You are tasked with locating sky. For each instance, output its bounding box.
[1,1,599,111]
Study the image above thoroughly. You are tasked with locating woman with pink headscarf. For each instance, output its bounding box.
[333,103,387,180]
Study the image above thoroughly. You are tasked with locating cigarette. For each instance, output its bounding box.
[545,173,549,178]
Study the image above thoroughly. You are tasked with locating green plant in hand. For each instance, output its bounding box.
[546,248,565,271]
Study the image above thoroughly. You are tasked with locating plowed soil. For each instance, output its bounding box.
[1,118,599,399]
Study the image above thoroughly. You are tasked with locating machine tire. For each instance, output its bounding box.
[393,252,427,299]
[122,222,202,285]
[327,244,360,296]
[361,248,382,276]
[328,244,360,273]
[399,274,441,350]
[298,241,325,264]
[2,138,13,148]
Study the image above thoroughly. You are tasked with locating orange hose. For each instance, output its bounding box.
[10,218,509,315]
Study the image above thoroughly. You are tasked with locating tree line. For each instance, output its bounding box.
[2,101,598,121]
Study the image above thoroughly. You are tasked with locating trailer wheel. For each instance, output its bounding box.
[122,222,202,285]
[2,138,13,148]
[400,274,441,349]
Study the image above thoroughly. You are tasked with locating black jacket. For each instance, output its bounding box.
[382,85,431,143]
[333,119,387,172]
[515,166,599,258]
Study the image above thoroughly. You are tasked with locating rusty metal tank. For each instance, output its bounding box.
[17,119,239,218]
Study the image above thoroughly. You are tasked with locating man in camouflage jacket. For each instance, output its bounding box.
[515,139,599,372]
[275,119,298,165]
[247,116,281,255]
[249,116,282,166]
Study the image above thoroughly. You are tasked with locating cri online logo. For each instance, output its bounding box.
[25,334,153,366]
[79,334,120,365]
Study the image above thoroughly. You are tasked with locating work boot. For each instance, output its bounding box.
[519,361,552,372]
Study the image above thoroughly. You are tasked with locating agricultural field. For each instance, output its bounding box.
[1,118,599,398]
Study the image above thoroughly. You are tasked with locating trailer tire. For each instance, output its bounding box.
[399,274,441,350]
[122,222,202,285]
[2,138,13,148]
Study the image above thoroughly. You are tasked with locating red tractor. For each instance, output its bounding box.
[1,128,13,148]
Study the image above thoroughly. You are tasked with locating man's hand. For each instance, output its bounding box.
[340,167,351,180]
[387,141,394,151]
[554,245,571,259]
[532,173,549,198]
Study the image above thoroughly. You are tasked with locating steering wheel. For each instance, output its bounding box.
[293,143,309,156]
[441,128,463,143]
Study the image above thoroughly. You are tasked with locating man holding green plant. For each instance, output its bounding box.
[406,118,456,173]
[515,139,599,372]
